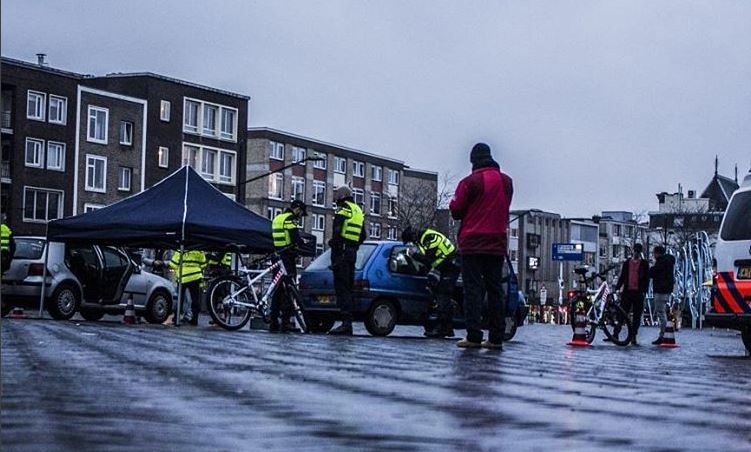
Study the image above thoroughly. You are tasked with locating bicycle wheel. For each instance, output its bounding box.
[602,302,632,346]
[285,282,308,333]
[208,276,253,331]
[585,307,597,343]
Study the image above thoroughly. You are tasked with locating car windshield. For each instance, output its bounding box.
[13,238,46,259]
[306,243,378,271]
[720,191,751,241]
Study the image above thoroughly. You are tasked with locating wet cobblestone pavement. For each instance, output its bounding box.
[2,318,750,451]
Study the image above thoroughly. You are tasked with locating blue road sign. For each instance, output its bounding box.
[552,243,584,261]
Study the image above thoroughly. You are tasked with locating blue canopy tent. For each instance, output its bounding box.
[41,166,275,323]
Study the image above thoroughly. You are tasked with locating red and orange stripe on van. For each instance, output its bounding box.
[712,272,751,314]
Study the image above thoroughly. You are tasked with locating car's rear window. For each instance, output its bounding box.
[13,238,46,260]
[721,191,751,241]
[306,244,378,271]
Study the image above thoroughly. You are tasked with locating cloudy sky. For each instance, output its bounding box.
[3,0,750,216]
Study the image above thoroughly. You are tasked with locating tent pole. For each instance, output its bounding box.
[37,241,50,319]
[176,244,184,326]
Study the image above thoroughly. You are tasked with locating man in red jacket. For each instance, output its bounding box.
[449,143,514,349]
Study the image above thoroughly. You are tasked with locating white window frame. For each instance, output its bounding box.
[352,161,365,178]
[370,222,382,239]
[218,151,235,184]
[270,141,285,160]
[24,138,44,168]
[85,154,107,193]
[387,196,398,219]
[371,165,382,182]
[292,146,306,164]
[158,146,169,168]
[48,95,67,125]
[200,148,217,179]
[84,203,104,213]
[22,186,63,223]
[160,100,171,122]
[46,141,65,171]
[370,192,381,216]
[334,156,346,174]
[291,176,305,201]
[87,105,109,144]
[182,143,236,185]
[387,226,398,241]
[388,169,400,185]
[219,107,237,141]
[26,90,46,121]
[352,188,364,207]
[268,173,284,200]
[312,180,326,207]
[118,166,132,192]
[119,121,133,145]
[183,99,200,133]
[183,97,238,142]
[313,152,327,169]
[202,104,218,137]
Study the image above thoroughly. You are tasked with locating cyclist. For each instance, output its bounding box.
[270,200,307,332]
[402,226,459,338]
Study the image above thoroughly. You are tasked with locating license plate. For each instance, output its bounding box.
[738,266,751,280]
[316,296,334,305]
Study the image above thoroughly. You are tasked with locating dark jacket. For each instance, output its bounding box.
[615,258,649,293]
[649,254,675,294]
[448,164,513,256]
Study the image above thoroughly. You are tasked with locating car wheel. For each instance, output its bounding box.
[364,299,398,337]
[742,329,751,354]
[47,283,80,320]
[306,314,335,333]
[79,308,105,322]
[144,290,173,324]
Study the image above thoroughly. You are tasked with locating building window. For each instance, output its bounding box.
[220,107,236,140]
[388,169,400,185]
[24,138,44,168]
[160,100,171,122]
[118,166,132,191]
[291,176,305,201]
[201,148,217,178]
[182,144,199,168]
[510,228,518,238]
[23,187,62,222]
[370,192,381,216]
[612,224,621,237]
[352,188,364,207]
[312,214,325,231]
[386,226,398,241]
[312,181,326,206]
[182,144,236,184]
[371,165,382,181]
[334,156,346,174]
[387,196,398,218]
[370,222,382,239]
[268,173,284,200]
[352,161,365,178]
[158,147,169,168]
[612,245,620,258]
[46,141,65,171]
[313,152,327,169]
[119,121,133,146]
[315,243,324,257]
[292,146,306,164]
[84,203,104,213]
[85,154,107,193]
[510,250,518,262]
[48,95,67,125]
[87,106,108,144]
[218,152,234,184]
[270,141,285,160]
[183,99,200,133]
[202,104,218,136]
[27,91,46,121]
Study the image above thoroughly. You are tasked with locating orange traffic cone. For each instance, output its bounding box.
[659,315,679,348]
[8,307,27,319]
[122,295,136,325]
[568,305,590,347]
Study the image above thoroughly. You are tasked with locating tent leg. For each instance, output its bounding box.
[176,245,184,326]
[37,242,50,319]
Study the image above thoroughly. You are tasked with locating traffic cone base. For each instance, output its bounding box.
[8,307,27,319]
[122,296,136,325]
[568,309,590,347]
[658,319,679,348]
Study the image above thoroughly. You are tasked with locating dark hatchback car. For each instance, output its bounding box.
[299,240,528,337]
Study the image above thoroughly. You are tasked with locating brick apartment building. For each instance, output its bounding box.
[1,55,249,235]
[245,128,437,259]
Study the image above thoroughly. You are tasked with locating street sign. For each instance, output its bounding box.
[552,243,584,261]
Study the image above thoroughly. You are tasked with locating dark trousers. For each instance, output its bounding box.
[332,247,357,322]
[461,254,506,343]
[270,255,297,325]
[179,280,202,322]
[432,262,460,327]
[620,290,645,338]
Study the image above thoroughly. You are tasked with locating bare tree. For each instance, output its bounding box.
[395,172,455,233]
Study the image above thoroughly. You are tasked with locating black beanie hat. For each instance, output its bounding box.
[470,142,492,164]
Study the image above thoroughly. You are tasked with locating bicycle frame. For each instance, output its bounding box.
[584,281,611,325]
[221,258,288,313]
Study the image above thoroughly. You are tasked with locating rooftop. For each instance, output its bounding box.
[100,72,249,100]
[2,56,84,79]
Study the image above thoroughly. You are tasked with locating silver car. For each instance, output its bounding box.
[1,237,175,323]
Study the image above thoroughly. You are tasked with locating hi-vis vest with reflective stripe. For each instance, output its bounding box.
[272,211,298,249]
[169,250,206,284]
[208,252,232,267]
[336,201,364,243]
[1,224,10,252]
[418,228,455,268]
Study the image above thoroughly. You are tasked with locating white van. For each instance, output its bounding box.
[706,170,751,353]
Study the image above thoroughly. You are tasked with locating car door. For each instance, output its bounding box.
[97,246,132,304]
[382,245,432,322]
[65,244,102,302]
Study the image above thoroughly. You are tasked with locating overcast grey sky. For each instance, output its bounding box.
[3,0,750,216]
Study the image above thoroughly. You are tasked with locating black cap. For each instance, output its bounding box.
[470,143,492,164]
[401,226,416,244]
[290,200,308,216]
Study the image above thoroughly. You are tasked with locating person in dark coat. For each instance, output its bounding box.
[649,246,675,344]
[449,143,514,349]
[614,243,649,345]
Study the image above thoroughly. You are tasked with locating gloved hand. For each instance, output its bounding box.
[426,269,440,287]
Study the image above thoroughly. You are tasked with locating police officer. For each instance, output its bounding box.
[270,200,307,332]
[1,219,15,274]
[169,249,206,326]
[206,251,233,277]
[328,186,366,336]
[402,226,459,338]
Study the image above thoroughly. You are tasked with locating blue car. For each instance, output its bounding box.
[299,240,528,337]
